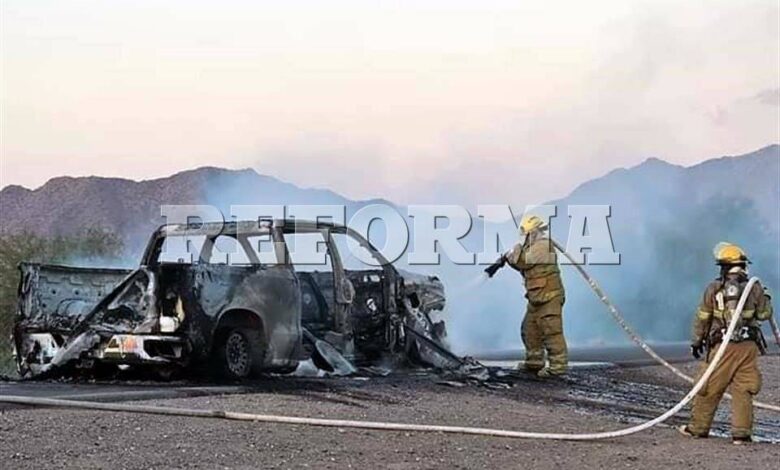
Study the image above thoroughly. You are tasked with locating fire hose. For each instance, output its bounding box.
[548,240,780,413]
[0,278,762,440]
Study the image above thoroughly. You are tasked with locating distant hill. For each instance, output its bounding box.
[545,144,780,344]
[558,144,779,231]
[0,167,387,251]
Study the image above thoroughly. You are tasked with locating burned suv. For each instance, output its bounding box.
[13,220,453,379]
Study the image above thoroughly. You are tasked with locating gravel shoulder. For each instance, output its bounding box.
[1,357,778,469]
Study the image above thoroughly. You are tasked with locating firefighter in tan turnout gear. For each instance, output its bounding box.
[485,215,568,377]
[678,243,773,444]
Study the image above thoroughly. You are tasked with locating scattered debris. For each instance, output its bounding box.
[435,380,466,388]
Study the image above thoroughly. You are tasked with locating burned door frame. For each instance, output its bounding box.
[322,229,356,350]
[280,225,356,352]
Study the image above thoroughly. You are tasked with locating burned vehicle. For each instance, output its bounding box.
[13,220,456,379]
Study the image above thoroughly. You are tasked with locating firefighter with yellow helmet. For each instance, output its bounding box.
[678,242,773,444]
[485,214,568,377]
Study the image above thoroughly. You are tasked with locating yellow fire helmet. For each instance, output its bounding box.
[519,214,548,236]
[713,242,749,265]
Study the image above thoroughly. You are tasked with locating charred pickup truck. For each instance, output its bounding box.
[13,220,457,379]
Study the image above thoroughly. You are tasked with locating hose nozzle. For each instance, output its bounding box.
[484,256,507,278]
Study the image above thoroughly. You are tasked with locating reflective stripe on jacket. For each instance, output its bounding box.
[692,276,773,344]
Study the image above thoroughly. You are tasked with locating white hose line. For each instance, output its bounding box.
[550,240,780,414]
[0,278,757,441]
[771,317,780,350]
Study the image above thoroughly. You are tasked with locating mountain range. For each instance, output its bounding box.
[546,144,779,344]
[1,144,778,348]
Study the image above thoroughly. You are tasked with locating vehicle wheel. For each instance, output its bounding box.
[216,328,265,379]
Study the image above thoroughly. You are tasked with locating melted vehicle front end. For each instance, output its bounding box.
[393,270,462,369]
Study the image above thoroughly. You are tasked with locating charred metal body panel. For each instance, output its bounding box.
[14,264,132,376]
[13,219,453,379]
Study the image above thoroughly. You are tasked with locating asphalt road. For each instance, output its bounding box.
[472,341,696,366]
[1,341,776,414]
[0,343,697,404]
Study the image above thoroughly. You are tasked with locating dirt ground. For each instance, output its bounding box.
[1,358,778,469]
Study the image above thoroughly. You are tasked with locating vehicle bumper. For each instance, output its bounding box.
[97,334,187,364]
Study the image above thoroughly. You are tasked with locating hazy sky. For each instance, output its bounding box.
[1,1,778,206]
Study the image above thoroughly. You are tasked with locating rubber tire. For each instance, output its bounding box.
[215,328,266,380]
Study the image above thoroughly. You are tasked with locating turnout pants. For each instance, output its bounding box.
[688,341,762,439]
[521,297,568,373]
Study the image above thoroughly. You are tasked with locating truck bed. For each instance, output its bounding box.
[16,263,132,333]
